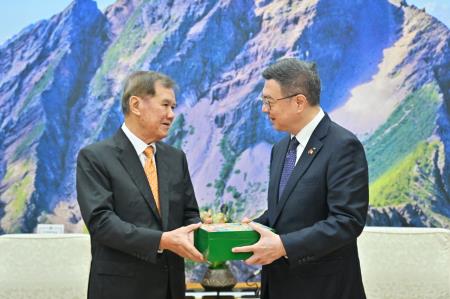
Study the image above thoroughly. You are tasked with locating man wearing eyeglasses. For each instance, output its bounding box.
[76,71,204,299]
[233,58,369,299]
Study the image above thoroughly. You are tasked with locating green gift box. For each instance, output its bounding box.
[194,223,272,262]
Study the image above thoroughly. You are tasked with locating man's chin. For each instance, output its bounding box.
[269,119,280,130]
[159,128,170,139]
[272,123,287,132]
[271,122,280,130]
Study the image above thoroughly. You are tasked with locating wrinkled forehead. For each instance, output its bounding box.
[153,81,176,104]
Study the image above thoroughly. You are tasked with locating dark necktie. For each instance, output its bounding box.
[278,137,299,201]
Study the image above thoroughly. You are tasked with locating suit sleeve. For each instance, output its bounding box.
[280,136,369,262]
[76,147,163,263]
[181,153,201,225]
[253,210,269,226]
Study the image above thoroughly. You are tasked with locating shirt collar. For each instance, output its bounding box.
[292,108,325,147]
[121,123,156,156]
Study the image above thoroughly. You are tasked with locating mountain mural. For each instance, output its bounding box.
[0,0,449,242]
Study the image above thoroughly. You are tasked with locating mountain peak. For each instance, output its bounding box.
[0,0,449,234]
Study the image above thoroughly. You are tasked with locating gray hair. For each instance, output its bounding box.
[121,71,175,115]
[262,58,321,106]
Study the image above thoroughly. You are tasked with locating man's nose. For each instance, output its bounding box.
[167,108,175,119]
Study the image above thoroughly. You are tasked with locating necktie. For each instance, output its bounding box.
[278,137,299,201]
[143,146,160,212]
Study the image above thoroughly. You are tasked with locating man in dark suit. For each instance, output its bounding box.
[233,58,369,298]
[76,71,204,299]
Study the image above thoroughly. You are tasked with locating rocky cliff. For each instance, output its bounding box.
[0,0,449,235]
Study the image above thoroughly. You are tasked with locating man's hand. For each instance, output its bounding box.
[159,223,204,262]
[232,222,286,265]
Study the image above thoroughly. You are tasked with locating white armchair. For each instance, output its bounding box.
[358,227,450,299]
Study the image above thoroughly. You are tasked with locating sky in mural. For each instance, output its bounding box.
[0,0,449,45]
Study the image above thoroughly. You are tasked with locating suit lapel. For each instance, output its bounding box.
[114,130,162,224]
[272,137,323,225]
[268,136,290,226]
[155,142,170,231]
[271,115,331,226]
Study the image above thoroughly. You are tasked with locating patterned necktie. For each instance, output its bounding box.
[143,146,160,212]
[278,137,300,201]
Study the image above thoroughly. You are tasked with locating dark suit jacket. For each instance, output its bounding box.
[255,114,369,299]
[76,129,200,299]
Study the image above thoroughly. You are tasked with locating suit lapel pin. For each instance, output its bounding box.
[307,147,316,156]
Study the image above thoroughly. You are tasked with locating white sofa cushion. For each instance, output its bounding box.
[0,234,90,299]
[359,227,450,299]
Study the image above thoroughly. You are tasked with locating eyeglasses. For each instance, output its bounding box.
[259,92,302,110]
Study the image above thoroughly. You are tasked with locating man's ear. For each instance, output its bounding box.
[129,96,141,116]
[295,94,307,112]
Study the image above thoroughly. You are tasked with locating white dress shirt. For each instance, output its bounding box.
[292,108,325,165]
[121,123,157,167]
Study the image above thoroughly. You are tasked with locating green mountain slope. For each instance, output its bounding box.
[364,83,441,183]
[369,140,450,227]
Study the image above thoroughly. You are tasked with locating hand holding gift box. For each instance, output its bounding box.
[194,221,277,263]
[232,222,287,266]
